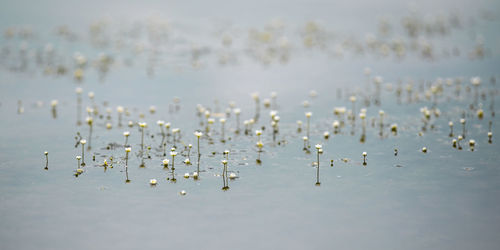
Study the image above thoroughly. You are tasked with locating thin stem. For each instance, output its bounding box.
[197,137,201,157]
[141,127,144,153]
[81,145,85,166]
[316,150,320,185]
[125,152,129,166]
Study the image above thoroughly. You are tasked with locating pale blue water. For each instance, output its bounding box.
[1,0,500,249]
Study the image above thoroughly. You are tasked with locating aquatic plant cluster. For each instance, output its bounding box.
[37,72,497,192]
[0,9,494,80]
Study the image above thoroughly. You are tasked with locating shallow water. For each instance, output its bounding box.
[1,1,500,250]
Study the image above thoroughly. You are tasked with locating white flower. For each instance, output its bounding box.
[138,122,147,128]
[149,106,156,113]
[157,120,165,126]
[162,159,169,165]
[150,179,157,185]
[123,131,130,137]
[229,173,237,179]
[184,173,190,178]
[255,130,262,136]
[125,147,131,152]
[362,152,367,156]
[116,106,124,113]
[233,108,241,115]
[315,144,322,149]
[180,190,187,195]
[333,120,340,128]
[80,139,87,145]
[305,112,312,118]
[194,131,203,137]
[470,76,481,86]
[170,151,177,156]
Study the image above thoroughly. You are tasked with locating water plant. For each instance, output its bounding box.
[220,118,226,142]
[305,112,312,147]
[460,118,466,138]
[234,108,241,133]
[296,120,302,133]
[76,88,83,125]
[252,92,260,122]
[469,139,476,151]
[116,106,124,127]
[362,151,367,166]
[123,131,130,147]
[315,144,322,186]
[80,139,87,166]
[170,148,177,170]
[448,121,454,137]
[125,147,131,166]
[50,100,58,119]
[138,122,147,153]
[44,151,48,170]
[221,159,229,190]
[76,155,81,168]
[86,116,93,149]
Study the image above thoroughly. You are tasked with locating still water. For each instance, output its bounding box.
[1,0,500,249]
